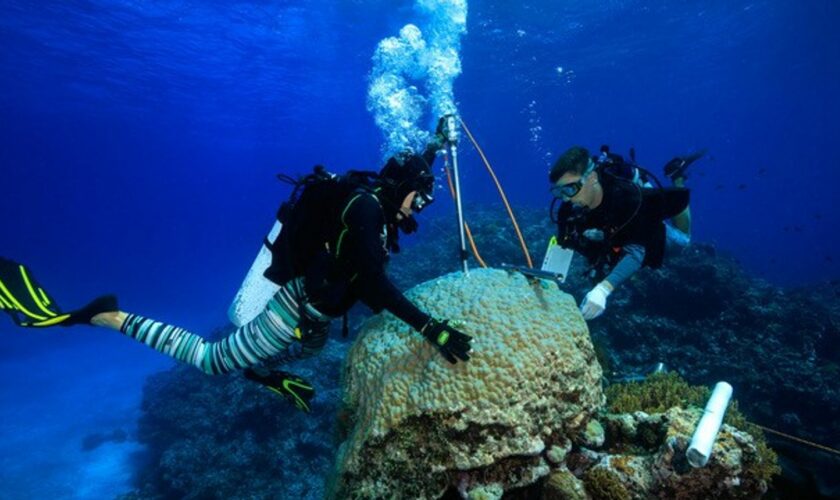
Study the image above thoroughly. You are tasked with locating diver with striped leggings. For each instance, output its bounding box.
[0,260,328,412]
[116,278,331,411]
[1,119,472,413]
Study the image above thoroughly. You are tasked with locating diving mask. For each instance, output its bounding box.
[550,159,595,200]
[411,190,434,212]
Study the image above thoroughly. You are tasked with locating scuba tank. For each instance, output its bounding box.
[229,220,283,326]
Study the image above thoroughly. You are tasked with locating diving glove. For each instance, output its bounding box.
[421,318,472,364]
[244,368,315,413]
[580,281,613,320]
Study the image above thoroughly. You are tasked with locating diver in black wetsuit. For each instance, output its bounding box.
[0,120,471,413]
[549,146,700,320]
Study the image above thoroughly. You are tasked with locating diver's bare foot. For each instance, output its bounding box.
[92,311,128,330]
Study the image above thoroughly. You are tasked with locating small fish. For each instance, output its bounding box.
[826,256,834,263]
[783,226,790,232]
[758,168,767,175]
[738,184,747,190]
[814,213,823,220]
[793,225,803,233]
[715,184,725,190]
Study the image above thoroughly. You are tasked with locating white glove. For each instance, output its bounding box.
[580,281,613,320]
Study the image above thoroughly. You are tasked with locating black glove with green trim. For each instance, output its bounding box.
[244,368,315,413]
[421,318,472,364]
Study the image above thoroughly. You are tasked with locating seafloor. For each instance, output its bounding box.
[112,205,839,499]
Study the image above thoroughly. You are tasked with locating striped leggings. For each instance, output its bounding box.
[119,278,332,375]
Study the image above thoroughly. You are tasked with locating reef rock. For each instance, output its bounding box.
[571,407,770,499]
[331,268,604,499]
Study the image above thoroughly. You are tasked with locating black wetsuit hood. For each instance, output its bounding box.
[376,150,436,233]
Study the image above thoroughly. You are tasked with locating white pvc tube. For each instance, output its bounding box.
[227,220,282,326]
[686,382,734,467]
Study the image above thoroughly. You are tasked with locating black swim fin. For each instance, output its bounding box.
[244,368,315,413]
[0,257,117,327]
[664,149,707,182]
[61,294,119,327]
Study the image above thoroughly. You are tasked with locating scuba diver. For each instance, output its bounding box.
[0,119,472,413]
[549,145,704,320]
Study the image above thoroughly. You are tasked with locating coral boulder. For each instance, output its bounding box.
[331,269,604,499]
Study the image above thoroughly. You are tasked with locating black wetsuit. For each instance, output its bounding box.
[115,153,436,377]
[292,188,430,331]
[558,169,689,280]
[264,150,437,333]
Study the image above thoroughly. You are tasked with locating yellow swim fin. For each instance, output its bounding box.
[0,257,117,328]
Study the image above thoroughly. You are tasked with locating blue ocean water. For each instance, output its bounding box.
[0,0,838,497]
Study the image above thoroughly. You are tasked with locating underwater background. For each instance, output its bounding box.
[1,0,838,498]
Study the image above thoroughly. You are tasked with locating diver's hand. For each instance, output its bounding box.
[581,281,613,320]
[421,318,472,364]
[435,115,447,135]
[428,117,449,150]
[432,115,459,148]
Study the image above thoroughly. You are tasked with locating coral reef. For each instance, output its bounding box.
[123,206,838,498]
[594,373,780,498]
[605,372,780,484]
[577,405,771,499]
[590,244,840,451]
[331,268,604,498]
[332,270,774,499]
[542,468,587,500]
[121,333,350,499]
[582,467,631,500]
[605,371,710,415]
[394,207,840,494]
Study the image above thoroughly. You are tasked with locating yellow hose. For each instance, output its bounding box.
[459,117,534,268]
[752,423,840,456]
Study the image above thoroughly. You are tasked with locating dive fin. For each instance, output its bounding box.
[664,149,707,182]
[642,188,691,221]
[0,257,117,328]
[59,294,119,327]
